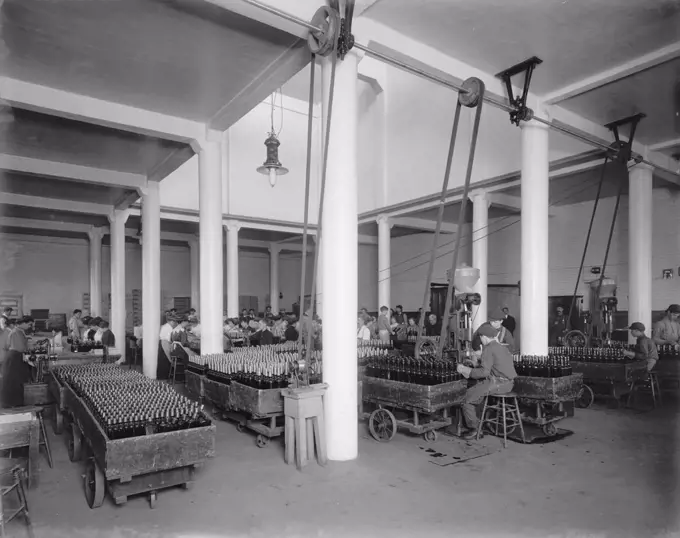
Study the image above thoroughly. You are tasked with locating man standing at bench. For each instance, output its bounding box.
[456,323,517,439]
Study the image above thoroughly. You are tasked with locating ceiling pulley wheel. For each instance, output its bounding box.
[458,77,484,108]
[308,6,340,57]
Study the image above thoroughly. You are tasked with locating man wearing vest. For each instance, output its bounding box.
[471,308,515,353]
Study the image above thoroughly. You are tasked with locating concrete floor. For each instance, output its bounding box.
[11,398,680,538]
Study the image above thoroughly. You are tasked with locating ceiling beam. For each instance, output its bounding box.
[1,193,112,215]
[147,146,196,183]
[648,138,680,153]
[391,217,457,234]
[0,77,205,143]
[488,193,557,217]
[0,154,147,190]
[0,217,94,234]
[208,39,311,131]
[542,42,680,105]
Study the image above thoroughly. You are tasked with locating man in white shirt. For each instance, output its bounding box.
[68,309,83,340]
[158,317,179,380]
[0,307,13,330]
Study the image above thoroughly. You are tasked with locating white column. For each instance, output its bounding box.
[188,235,199,312]
[459,200,473,267]
[269,244,280,314]
[520,120,550,355]
[141,182,161,378]
[198,139,224,354]
[87,227,103,317]
[628,163,653,341]
[377,214,392,310]
[471,192,489,330]
[225,220,241,318]
[313,235,323,319]
[321,50,360,462]
[108,210,129,348]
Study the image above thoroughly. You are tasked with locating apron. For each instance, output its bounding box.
[2,329,31,408]
[156,340,172,380]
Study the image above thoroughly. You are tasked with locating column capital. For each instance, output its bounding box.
[629,162,655,177]
[107,208,131,226]
[268,243,281,255]
[224,219,241,233]
[187,234,199,249]
[470,191,491,208]
[87,226,104,242]
[376,214,394,229]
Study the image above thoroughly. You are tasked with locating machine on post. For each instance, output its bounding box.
[444,266,481,362]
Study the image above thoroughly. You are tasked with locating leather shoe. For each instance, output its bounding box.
[462,429,482,441]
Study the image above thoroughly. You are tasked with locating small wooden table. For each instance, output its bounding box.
[0,409,40,488]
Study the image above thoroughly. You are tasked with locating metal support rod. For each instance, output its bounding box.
[595,176,624,301]
[237,0,677,178]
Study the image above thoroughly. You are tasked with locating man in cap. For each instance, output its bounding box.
[623,322,658,372]
[549,305,569,346]
[652,304,680,350]
[456,323,517,439]
[471,309,515,353]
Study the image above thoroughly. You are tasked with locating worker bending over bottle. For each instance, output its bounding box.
[456,323,517,440]
[624,322,658,372]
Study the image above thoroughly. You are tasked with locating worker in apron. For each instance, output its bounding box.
[1,316,34,408]
[157,316,179,380]
[652,304,680,349]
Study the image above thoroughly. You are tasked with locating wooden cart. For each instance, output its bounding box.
[570,360,646,407]
[512,374,583,436]
[62,384,215,509]
[202,376,285,448]
[361,376,467,443]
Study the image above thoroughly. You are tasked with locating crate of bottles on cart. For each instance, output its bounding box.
[511,354,583,401]
[556,345,647,383]
[362,347,467,414]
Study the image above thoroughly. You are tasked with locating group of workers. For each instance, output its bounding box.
[67,309,116,347]
[0,309,36,407]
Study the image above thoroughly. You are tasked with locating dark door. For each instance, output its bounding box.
[430,285,448,320]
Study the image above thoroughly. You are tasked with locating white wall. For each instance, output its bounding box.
[0,235,379,319]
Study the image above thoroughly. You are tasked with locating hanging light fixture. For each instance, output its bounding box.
[256,89,288,187]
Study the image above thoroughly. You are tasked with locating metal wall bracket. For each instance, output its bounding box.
[332,0,355,60]
[604,113,646,164]
[495,56,543,126]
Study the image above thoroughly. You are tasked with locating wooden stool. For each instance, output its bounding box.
[628,372,662,409]
[33,408,52,470]
[0,460,33,537]
[283,384,328,470]
[476,392,525,448]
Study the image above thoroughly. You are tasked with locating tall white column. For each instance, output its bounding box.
[87,227,103,317]
[141,182,161,378]
[313,235,323,319]
[628,163,653,341]
[225,220,241,318]
[188,235,199,312]
[198,139,224,354]
[377,214,392,310]
[459,200,473,267]
[269,244,280,314]
[108,210,129,348]
[520,120,550,355]
[471,192,489,330]
[321,50,360,461]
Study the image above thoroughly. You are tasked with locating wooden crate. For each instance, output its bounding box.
[229,380,283,418]
[513,374,583,402]
[362,376,467,413]
[185,371,205,400]
[571,361,647,383]
[0,410,40,488]
[23,383,53,406]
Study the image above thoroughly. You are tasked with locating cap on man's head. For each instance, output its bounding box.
[489,307,505,321]
[628,322,645,332]
[667,304,680,314]
[477,322,499,339]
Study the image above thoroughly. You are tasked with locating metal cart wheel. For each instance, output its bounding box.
[256,435,270,448]
[84,459,105,509]
[53,409,63,435]
[564,330,587,347]
[68,424,82,462]
[542,423,557,437]
[423,430,437,443]
[368,408,397,443]
[576,385,595,409]
[236,423,245,433]
[149,491,157,509]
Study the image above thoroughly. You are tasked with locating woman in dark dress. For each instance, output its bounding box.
[2,316,33,408]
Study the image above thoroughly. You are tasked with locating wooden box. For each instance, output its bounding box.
[513,374,583,401]
[185,371,205,400]
[571,361,647,383]
[23,382,53,406]
[202,377,231,411]
[228,380,283,418]
[362,376,467,413]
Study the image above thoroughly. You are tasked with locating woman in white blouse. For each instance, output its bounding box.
[357,317,371,341]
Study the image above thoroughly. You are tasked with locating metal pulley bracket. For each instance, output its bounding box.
[458,77,484,108]
[331,0,355,60]
[308,6,340,57]
[495,56,542,126]
[604,113,645,164]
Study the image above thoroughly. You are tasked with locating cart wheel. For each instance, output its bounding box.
[149,491,157,509]
[84,460,105,509]
[68,424,82,462]
[53,410,63,435]
[256,435,270,448]
[423,430,437,443]
[576,385,595,409]
[236,423,245,433]
[542,423,557,437]
[368,408,397,443]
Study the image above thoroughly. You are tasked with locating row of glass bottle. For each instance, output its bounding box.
[365,354,462,385]
[512,355,573,378]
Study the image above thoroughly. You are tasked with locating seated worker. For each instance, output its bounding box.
[285,320,300,342]
[99,320,116,348]
[652,304,680,349]
[357,317,371,341]
[623,322,658,372]
[424,313,441,337]
[456,323,517,440]
[471,310,515,352]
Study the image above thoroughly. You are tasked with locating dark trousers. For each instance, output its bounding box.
[1,351,31,408]
[462,378,514,429]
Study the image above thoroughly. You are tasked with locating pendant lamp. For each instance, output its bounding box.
[256,90,288,187]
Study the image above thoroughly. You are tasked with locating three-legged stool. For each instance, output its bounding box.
[628,372,662,409]
[0,459,33,538]
[476,392,525,448]
[283,384,328,470]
